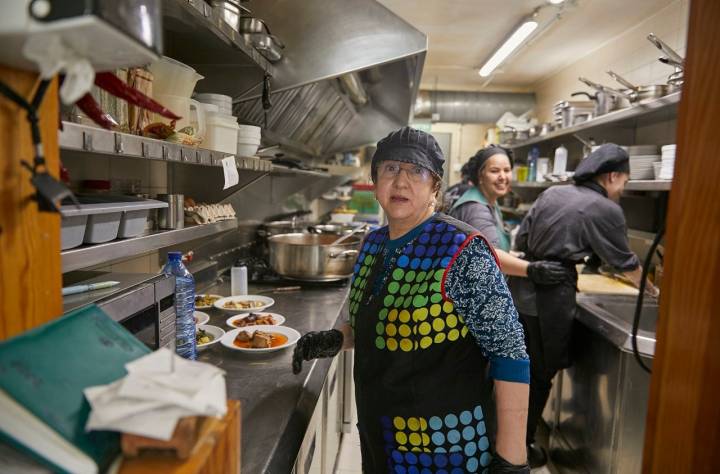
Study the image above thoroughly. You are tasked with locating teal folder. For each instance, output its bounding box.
[0,305,151,473]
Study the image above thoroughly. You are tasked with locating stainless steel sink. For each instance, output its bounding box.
[576,294,658,357]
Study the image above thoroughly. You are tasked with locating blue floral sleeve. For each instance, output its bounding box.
[443,236,530,384]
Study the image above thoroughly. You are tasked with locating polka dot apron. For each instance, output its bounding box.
[349,214,496,474]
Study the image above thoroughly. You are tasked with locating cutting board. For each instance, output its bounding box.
[577,274,639,295]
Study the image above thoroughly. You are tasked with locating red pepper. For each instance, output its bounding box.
[95,72,182,120]
[75,93,118,130]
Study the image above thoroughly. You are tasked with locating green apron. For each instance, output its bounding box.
[450,187,511,252]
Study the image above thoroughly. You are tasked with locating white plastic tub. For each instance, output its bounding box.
[61,197,168,248]
[204,112,239,153]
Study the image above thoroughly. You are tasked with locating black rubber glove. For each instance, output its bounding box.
[488,452,530,474]
[527,260,569,285]
[292,329,344,374]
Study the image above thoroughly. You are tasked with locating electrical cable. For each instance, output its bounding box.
[632,223,665,373]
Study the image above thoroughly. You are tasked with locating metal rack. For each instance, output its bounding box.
[62,220,238,273]
[511,179,672,192]
[504,92,681,149]
[59,122,273,172]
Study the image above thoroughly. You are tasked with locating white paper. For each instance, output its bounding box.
[83,349,227,440]
[221,156,239,190]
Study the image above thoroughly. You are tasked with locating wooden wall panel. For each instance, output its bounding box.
[642,0,720,471]
[0,67,62,340]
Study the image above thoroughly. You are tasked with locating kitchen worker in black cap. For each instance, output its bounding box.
[508,143,658,467]
[293,126,534,473]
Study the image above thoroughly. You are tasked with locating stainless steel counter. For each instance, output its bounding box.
[196,280,350,474]
[576,293,658,357]
[545,293,658,474]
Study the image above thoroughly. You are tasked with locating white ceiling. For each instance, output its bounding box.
[377,0,677,91]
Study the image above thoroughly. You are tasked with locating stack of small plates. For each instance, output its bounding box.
[659,144,676,180]
[629,154,661,180]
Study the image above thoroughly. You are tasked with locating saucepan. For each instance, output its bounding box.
[606,70,669,102]
[267,233,363,281]
[577,77,632,115]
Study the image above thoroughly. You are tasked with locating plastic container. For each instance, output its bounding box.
[61,198,169,248]
[148,56,203,98]
[204,112,239,153]
[231,266,248,296]
[553,145,568,175]
[195,93,232,115]
[162,251,197,360]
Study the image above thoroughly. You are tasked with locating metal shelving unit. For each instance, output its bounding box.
[270,165,331,178]
[162,0,275,75]
[504,92,682,149]
[62,220,237,273]
[59,122,272,172]
[511,179,672,192]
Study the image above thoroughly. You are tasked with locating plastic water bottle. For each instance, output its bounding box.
[528,146,539,182]
[553,144,568,175]
[162,251,197,360]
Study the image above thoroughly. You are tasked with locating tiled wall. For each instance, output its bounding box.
[534,0,690,123]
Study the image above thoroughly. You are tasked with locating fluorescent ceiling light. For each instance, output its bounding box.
[478,19,539,77]
[548,0,565,4]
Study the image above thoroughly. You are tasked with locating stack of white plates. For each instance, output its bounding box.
[237,124,261,157]
[659,144,676,180]
[194,93,233,115]
[629,154,660,180]
[628,144,659,156]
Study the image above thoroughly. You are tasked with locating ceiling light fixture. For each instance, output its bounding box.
[478,17,539,77]
[548,0,565,4]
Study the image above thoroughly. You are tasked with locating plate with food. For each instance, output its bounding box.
[196,325,224,351]
[226,312,285,328]
[213,295,274,313]
[195,294,222,310]
[194,311,210,326]
[220,325,300,353]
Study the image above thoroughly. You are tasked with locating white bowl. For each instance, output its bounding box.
[237,143,260,157]
[330,213,355,224]
[226,312,286,328]
[194,311,210,326]
[220,325,301,353]
[213,295,275,313]
[196,324,225,351]
[195,294,223,309]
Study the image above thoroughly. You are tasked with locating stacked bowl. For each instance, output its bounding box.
[658,144,676,180]
[628,145,660,181]
[237,124,262,157]
[194,93,233,115]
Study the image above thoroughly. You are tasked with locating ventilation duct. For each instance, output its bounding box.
[414,90,536,124]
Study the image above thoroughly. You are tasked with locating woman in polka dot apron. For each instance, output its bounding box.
[293,128,530,474]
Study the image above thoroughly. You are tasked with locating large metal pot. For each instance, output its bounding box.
[307,224,356,235]
[258,219,316,238]
[268,233,362,281]
[607,70,669,102]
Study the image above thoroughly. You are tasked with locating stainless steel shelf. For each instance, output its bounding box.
[270,165,331,178]
[62,220,238,273]
[505,92,682,149]
[511,179,671,192]
[59,122,272,172]
[624,180,672,191]
[163,0,275,75]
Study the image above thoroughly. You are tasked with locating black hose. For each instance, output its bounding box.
[632,225,665,373]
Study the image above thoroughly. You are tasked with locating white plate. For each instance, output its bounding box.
[196,324,224,351]
[194,311,210,326]
[220,325,301,353]
[213,295,275,313]
[194,294,223,310]
[226,312,286,328]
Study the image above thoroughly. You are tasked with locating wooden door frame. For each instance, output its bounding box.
[642,0,720,471]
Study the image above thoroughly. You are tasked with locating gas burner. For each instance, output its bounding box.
[234,255,282,283]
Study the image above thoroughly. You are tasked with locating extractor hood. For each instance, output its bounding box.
[232,0,427,157]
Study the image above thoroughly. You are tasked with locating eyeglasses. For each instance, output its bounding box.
[377,162,433,183]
